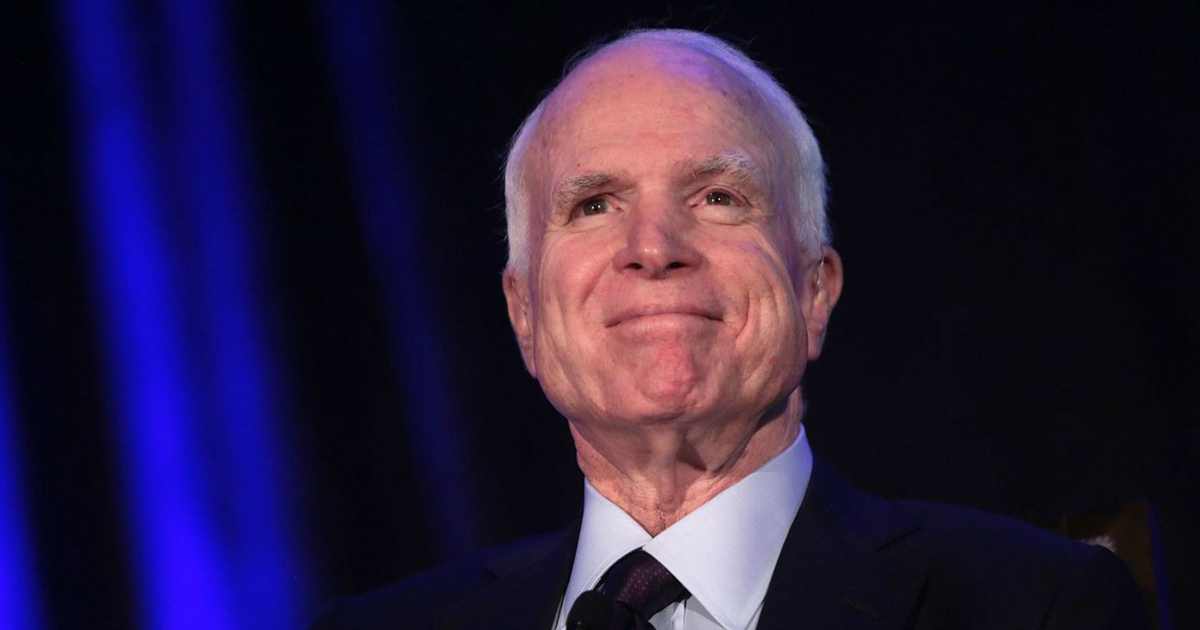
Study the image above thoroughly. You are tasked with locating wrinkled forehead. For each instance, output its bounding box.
[523,40,784,195]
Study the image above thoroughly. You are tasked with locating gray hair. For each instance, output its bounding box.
[503,29,829,275]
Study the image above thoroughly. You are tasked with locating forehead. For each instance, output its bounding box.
[556,41,746,107]
[529,41,779,177]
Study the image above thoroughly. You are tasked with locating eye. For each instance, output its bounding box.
[704,190,736,206]
[578,197,611,217]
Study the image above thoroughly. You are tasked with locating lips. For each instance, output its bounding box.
[604,303,723,327]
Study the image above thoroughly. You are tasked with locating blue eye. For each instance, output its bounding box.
[580,197,610,216]
[705,191,735,206]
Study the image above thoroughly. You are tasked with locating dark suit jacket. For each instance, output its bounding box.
[311,458,1147,629]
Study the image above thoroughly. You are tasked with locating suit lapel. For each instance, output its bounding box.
[757,457,928,630]
[435,520,579,630]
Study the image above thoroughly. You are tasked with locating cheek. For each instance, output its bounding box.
[544,226,626,295]
[725,244,804,351]
[532,237,611,357]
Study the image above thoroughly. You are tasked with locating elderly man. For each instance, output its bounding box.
[312,29,1145,630]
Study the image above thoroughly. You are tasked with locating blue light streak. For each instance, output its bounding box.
[60,1,231,626]
[162,0,309,626]
[58,0,310,627]
[316,0,481,556]
[0,193,46,630]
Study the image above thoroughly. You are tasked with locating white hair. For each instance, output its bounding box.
[503,29,829,275]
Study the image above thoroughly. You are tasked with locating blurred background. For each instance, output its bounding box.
[2,1,1197,628]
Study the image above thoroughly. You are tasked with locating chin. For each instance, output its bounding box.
[618,383,720,426]
[637,364,705,402]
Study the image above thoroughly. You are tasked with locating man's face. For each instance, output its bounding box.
[505,42,838,441]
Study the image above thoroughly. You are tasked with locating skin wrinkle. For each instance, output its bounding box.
[556,154,769,229]
[554,173,621,219]
[504,33,829,277]
[503,39,842,534]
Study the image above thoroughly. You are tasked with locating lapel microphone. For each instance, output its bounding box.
[566,590,616,629]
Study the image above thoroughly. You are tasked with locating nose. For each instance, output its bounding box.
[613,203,702,278]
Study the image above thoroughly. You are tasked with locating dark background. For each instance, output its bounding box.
[2,1,1196,629]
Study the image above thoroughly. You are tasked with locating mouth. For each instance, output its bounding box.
[604,304,723,328]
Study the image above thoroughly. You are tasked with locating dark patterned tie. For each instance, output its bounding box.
[597,549,690,630]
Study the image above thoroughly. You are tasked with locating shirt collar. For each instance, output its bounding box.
[559,426,813,630]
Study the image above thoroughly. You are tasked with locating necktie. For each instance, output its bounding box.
[598,549,690,630]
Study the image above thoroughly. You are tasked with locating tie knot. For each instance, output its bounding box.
[599,549,689,624]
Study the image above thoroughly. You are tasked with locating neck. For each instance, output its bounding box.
[570,393,802,535]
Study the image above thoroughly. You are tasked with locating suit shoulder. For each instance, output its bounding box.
[309,531,566,630]
[890,500,1146,629]
[892,499,1113,568]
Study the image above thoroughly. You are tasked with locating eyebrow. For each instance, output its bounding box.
[553,172,621,210]
[687,152,765,187]
[550,152,766,210]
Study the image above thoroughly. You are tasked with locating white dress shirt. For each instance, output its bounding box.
[553,426,813,630]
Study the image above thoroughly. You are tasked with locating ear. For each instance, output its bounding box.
[502,267,537,377]
[801,246,843,360]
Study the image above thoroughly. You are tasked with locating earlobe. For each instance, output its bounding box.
[803,246,843,360]
[502,268,538,377]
